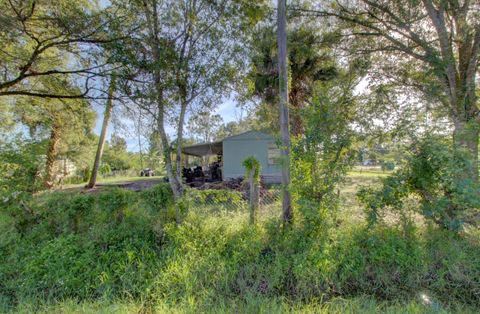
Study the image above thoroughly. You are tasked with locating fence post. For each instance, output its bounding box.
[249,164,259,224]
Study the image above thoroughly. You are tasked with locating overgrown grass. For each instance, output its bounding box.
[1,178,479,313]
[10,296,478,314]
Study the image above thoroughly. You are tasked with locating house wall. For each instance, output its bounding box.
[222,131,281,183]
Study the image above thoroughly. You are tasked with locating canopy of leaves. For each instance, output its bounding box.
[0,0,119,98]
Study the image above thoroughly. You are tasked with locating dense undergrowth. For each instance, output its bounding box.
[1,184,479,313]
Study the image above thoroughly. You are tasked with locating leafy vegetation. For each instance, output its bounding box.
[0,0,479,313]
[243,156,262,183]
[359,137,480,231]
[0,179,479,312]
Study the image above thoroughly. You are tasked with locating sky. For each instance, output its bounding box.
[93,78,369,152]
[93,96,240,152]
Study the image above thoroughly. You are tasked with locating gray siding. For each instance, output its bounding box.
[222,131,281,183]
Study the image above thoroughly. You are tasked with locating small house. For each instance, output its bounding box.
[182,130,281,183]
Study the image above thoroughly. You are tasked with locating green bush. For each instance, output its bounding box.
[99,163,111,176]
[140,183,174,213]
[358,136,480,231]
[422,228,480,304]
[381,161,395,171]
[20,235,98,300]
[62,175,85,185]
[0,188,163,307]
[81,167,91,183]
[1,184,479,311]
[97,188,137,223]
[0,140,44,205]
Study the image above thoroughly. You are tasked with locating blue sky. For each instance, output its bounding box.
[93,96,239,152]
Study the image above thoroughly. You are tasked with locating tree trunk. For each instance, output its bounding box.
[289,87,304,136]
[154,77,182,201]
[86,75,116,189]
[176,90,187,192]
[144,0,183,203]
[141,0,186,226]
[277,0,292,223]
[156,88,184,225]
[44,124,61,189]
[137,114,144,170]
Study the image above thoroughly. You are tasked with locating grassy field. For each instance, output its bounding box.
[2,169,479,313]
[11,296,475,314]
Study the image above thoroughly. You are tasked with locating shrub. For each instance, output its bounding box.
[140,183,174,213]
[97,188,137,223]
[422,228,480,305]
[99,164,111,176]
[381,161,395,171]
[1,181,479,310]
[62,175,85,185]
[19,235,99,300]
[1,188,161,305]
[65,194,95,232]
[0,140,44,205]
[25,192,96,237]
[358,136,480,231]
[243,156,261,183]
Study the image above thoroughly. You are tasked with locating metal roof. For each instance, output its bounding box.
[181,130,273,157]
[181,141,223,157]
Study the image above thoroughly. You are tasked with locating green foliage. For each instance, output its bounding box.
[381,161,396,171]
[187,111,224,142]
[243,156,261,183]
[0,139,44,204]
[139,183,176,223]
[291,78,358,203]
[97,188,136,223]
[81,166,91,183]
[358,136,480,231]
[190,189,244,205]
[140,183,174,212]
[20,235,98,299]
[63,175,86,185]
[102,139,136,171]
[0,184,479,312]
[99,163,111,176]
[0,187,165,308]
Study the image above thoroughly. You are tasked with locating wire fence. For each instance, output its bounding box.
[187,184,282,215]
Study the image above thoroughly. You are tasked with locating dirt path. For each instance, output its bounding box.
[98,179,164,191]
[58,178,164,193]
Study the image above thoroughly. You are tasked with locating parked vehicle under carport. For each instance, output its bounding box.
[140,168,155,177]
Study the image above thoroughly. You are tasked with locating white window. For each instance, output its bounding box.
[268,144,281,165]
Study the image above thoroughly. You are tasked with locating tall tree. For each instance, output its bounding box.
[14,81,95,188]
[251,23,337,136]
[310,0,480,182]
[0,0,121,99]
[112,0,268,207]
[187,111,223,143]
[86,75,116,189]
[140,0,183,201]
[278,0,293,223]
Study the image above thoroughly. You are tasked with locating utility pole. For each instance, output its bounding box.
[277,0,292,223]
